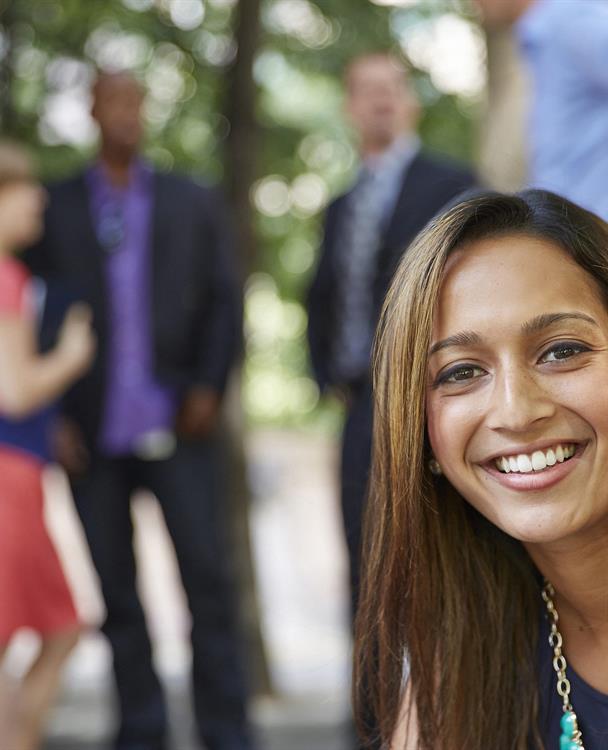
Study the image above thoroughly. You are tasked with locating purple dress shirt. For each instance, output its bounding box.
[86,161,177,457]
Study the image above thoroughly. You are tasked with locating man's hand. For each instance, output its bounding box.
[330,383,353,409]
[175,386,221,439]
[53,416,90,476]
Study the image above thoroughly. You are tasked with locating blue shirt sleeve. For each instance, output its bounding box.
[553,2,608,91]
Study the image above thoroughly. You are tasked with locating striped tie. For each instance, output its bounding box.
[332,168,387,384]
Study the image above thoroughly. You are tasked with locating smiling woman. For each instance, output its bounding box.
[354,190,608,750]
[427,234,608,535]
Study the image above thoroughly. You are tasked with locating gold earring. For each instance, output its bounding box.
[429,458,442,476]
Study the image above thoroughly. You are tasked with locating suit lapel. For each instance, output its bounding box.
[68,174,107,313]
[382,152,429,249]
[327,191,353,274]
[71,174,104,267]
[150,172,172,342]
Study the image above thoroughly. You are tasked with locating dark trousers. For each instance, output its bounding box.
[71,438,254,750]
[340,383,374,624]
[340,383,379,750]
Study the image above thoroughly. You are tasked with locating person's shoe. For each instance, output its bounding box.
[201,727,259,750]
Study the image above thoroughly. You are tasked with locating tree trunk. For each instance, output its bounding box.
[223,0,273,697]
[0,1,17,135]
[225,0,261,271]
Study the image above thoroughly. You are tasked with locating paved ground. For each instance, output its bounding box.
[42,685,351,749]
[24,429,352,750]
[42,692,351,750]
[43,728,349,750]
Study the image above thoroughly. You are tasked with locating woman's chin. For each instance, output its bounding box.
[491,505,583,546]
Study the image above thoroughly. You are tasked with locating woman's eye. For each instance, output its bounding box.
[540,342,589,363]
[437,364,485,385]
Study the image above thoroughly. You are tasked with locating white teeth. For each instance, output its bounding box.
[517,454,533,472]
[531,451,547,471]
[494,444,577,474]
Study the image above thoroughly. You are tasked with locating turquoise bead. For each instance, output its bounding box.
[559,734,579,750]
[560,711,578,737]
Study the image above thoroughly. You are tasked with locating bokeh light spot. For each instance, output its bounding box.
[252,176,291,217]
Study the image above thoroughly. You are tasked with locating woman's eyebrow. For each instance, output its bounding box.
[521,311,599,335]
[429,331,482,356]
[429,312,598,357]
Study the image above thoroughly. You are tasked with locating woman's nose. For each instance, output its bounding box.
[486,365,555,433]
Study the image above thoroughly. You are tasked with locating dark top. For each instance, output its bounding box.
[537,613,608,749]
[0,408,54,463]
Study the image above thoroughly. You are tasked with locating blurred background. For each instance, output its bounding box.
[0,0,512,748]
[0,0,486,428]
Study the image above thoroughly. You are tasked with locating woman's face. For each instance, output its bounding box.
[0,180,45,250]
[426,234,608,545]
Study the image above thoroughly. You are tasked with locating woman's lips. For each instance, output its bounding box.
[481,444,586,492]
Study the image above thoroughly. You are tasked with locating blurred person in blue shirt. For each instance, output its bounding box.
[475,0,608,220]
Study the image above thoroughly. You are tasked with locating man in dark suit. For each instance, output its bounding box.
[307,53,476,621]
[26,71,255,750]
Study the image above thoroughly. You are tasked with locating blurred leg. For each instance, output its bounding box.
[72,457,168,750]
[340,385,374,624]
[0,644,19,750]
[143,439,255,750]
[341,390,378,750]
[13,628,79,750]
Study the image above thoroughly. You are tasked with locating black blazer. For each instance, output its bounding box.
[25,169,242,447]
[307,150,477,391]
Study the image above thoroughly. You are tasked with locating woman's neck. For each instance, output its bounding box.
[525,522,608,692]
[0,241,14,260]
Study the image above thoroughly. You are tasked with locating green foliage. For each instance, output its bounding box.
[0,0,482,429]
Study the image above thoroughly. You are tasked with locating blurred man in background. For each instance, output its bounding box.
[476,0,608,220]
[307,52,475,622]
[26,71,255,750]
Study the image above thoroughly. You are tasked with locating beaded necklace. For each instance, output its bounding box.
[541,581,585,750]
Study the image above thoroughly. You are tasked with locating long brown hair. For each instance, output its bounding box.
[354,189,608,750]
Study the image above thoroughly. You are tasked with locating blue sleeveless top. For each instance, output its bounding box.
[537,614,608,749]
[0,407,55,463]
[0,263,60,464]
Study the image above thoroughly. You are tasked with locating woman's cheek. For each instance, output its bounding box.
[427,394,479,472]
[553,369,608,436]
[426,394,452,463]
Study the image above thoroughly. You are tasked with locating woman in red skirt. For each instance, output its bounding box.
[0,141,95,750]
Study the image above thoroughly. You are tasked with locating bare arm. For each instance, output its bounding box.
[0,305,94,419]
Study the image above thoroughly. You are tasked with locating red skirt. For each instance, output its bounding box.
[0,448,79,643]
